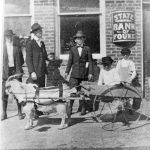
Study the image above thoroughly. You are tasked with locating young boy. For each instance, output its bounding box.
[65,30,93,115]
[116,48,136,83]
[98,56,120,85]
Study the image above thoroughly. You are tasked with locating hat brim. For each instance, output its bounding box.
[101,59,115,65]
[5,33,15,36]
[30,27,43,33]
[73,35,86,39]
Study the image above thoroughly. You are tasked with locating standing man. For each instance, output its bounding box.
[1,30,24,121]
[26,23,48,87]
[26,23,48,117]
[65,31,93,115]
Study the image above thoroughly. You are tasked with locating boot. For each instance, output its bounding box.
[69,100,74,114]
[77,100,82,112]
[16,99,24,120]
[1,100,8,121]
[80,100,86,116]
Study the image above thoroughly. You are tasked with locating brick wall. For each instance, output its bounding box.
[105,0,142,79]
[34,0,55,54]
[145,78,150,99]
[24,0,150,98]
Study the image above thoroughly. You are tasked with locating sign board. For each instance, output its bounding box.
[112,11,136,43]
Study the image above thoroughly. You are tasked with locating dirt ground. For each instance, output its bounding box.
[1,99,150,150]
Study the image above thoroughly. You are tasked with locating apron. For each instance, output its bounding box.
[118,61,131,83]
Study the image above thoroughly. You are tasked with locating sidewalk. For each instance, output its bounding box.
[1,100,150,149]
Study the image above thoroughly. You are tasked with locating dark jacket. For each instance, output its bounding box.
[3,39,24,81]
[65,45,93,79]
[26,39,48,77]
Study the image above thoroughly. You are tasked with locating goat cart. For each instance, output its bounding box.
[5,74,85,130]
[80,81,150,131]
[21,83,88,130]
[5,74,150,130]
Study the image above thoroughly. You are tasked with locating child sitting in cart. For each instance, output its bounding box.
[98,56,120,85]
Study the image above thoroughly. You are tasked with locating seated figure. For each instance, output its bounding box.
[98,56,120,86]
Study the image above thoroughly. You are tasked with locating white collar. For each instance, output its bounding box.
[33,35,42,42]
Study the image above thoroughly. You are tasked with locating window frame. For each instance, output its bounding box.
[4,0,34,30]
[55,0,106,60]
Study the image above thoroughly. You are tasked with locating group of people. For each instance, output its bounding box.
[98,48,137,86]
[1,22,138,121]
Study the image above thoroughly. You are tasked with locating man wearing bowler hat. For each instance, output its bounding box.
[65,30,93,115]
[2,29,24,121]
[26,23,49,117]
[26,23,48,87]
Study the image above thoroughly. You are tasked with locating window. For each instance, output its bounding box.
[4,0,33,37]
[56,0,106,59]
[60,15,100,54]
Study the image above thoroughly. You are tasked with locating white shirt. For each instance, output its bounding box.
[6,39,14,67]
[78,47,82,57]
[116,59,136,80]
[98,68,120,85]
[33,35,42,47]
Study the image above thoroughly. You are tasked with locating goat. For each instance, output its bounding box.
[5,74,77,130]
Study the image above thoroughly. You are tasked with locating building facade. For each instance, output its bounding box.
[4,0,150,99]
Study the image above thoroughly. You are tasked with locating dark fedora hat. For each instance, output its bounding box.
[121,48,131,56]
[102,56,115,66]
[30,23,43,33]
[73,30,86,39]
[4,30,15,36]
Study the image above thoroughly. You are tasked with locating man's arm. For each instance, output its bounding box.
[26,41,35,73]
[130,61,136,80]
[65,49,73,74]
[87,47,93,75]
[97,69,103,85]
[41,41,48,61]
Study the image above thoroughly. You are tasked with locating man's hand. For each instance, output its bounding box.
[31,72,37,80]
[128,78,132,84]
[64,73,68,79]
[88,74,93,81]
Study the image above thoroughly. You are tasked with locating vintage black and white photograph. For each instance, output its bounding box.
[1,0,150,149]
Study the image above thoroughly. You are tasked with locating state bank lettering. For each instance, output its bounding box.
[112,11,136,43]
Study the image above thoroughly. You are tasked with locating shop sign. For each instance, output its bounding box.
[112,11,136,43]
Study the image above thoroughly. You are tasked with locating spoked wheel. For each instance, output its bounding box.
[92,82,142,131]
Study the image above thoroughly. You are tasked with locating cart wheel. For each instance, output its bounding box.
[92,82,142,131]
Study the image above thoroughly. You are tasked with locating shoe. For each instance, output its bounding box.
[18,113,25,120]
[36,110,44,116]
[1,113,7,121]
[80,108,86,116]
[128,109,134,115]
[76,108,81,113]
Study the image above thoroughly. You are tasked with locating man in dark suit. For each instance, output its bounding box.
[26,23,48,87]
[1,30,24,121]
[26,23,49,117]
[65,31,93,115]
